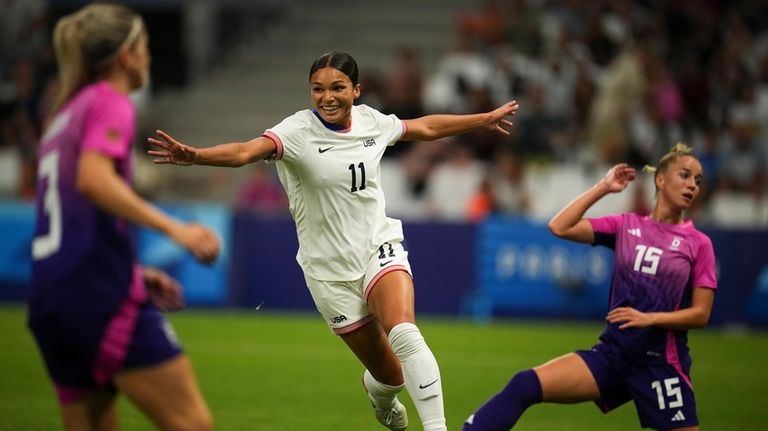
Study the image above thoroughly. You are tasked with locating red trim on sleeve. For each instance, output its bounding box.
[263,131,284,160]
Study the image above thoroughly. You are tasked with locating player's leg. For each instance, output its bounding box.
[305,274,408,430]
[340,321,408,430]
[114,355,212,431]
[59,387,118,431]
[463,353,599,430]
[28,313,121,431]
[367,269,446,431]
[341,319,404,385]
[535,352,601,402]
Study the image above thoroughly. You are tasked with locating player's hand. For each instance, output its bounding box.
[170,223,220,265]
[606,306,655,329]
[142,267,184,311]
[599,164,636,193]
[147,129,198,166]
[484,100,519,135]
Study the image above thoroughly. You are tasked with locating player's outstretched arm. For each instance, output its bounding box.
[78,150,220,264]
[549,163,637,244]
[148,129,277,167]
[402,100,519,141]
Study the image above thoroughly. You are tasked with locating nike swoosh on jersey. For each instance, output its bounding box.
[318,146,334,153]
[380,260,393,267]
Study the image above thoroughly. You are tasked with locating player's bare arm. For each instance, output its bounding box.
[607,287,715,330]
[549,164,637,244]
[148,130,277,167]
[402,100,518,141]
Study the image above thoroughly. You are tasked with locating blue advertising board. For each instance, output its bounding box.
[137,202,231,305]
[0,202,34,300]
[468,217,613,320]
[1,202,767,327]
[0,200,229,305]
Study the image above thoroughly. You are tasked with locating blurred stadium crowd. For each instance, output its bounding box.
[2,0,767,227]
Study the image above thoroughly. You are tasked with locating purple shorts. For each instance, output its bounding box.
[28,299,182,404]
[577,342,699,430]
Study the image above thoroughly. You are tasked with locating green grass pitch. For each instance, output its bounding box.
[1,305,766,430]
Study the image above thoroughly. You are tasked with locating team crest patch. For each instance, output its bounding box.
[105,127,121,143]
[669,236,683,250]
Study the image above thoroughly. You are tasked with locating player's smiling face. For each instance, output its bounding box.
[657,155,703,210]
[310,66,360,128]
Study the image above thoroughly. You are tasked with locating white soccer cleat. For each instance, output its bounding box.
[373,398,408,431]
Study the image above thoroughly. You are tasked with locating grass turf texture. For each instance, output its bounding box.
[1,305,766,430]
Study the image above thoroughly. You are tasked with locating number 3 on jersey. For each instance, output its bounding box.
[32,150,62,260]
[633,244,662,275]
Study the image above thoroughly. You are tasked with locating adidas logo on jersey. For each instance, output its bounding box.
[627,228,642,237]
[670,410,686,422]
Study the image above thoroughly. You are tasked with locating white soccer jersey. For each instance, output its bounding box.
[264,104,407,281]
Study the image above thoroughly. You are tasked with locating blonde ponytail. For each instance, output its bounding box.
[51,14,86,115]
[50,3,143,115]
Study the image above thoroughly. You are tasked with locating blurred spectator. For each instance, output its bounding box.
[423,35,502,114]
[0,0,48,64]
[466,178,494,222]
[627,55,685,169]
[487,147,530,218]
[582,5,619,68]
[426,140,485,220]
[0,0,49,198]
[629,180,652,216]
[570,57,597,129]
[691,127,721,209]
[381,47,426,158]
[380,141,444,219]
[755,55,768,147]
[457,86,507,161]
[717,110,766,198]
[357,69,386,109]
[235,163,288,215]
[586,39,647,164]
[515,82,565,158]
[382,47,425,119]
[456,0,507,49]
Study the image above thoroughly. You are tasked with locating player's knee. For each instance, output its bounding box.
[162,407,213,431]
[388,322,424,358]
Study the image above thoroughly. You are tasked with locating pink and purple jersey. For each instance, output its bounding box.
[29,81,144,318]
[589,213,717,364]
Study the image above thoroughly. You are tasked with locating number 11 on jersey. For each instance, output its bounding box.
[348,162,366,193]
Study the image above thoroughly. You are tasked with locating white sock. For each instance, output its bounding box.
[363,369,403,409]
[389,322,446,431]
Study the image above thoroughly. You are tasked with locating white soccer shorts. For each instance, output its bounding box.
[304,241,412,335]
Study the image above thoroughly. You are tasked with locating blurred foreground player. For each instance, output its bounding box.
[28,4,219,430]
